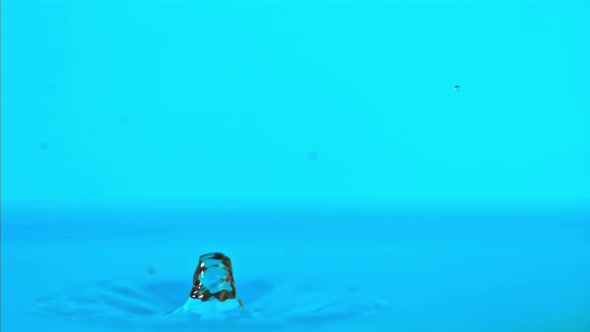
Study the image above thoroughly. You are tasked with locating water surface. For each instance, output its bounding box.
[2,208,589,331]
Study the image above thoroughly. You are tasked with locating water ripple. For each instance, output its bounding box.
[33,275,388,330]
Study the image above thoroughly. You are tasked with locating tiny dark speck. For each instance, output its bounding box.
[146,266,156,276]
[307,151,318,161]
[454,85,460,91]
[121,114,130,126]
[40,142,49,150]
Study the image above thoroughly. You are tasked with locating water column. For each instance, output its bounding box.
[175,253,249,320]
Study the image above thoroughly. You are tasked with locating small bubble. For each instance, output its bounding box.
[454,85,460,91]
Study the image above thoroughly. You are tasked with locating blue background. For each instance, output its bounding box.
[2,0,590,208]
[2,1,590,331]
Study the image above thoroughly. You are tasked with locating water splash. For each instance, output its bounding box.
[187,253,244,305]
[33,253,389,330]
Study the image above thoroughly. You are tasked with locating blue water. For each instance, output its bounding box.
[2,0,590,330]
[2,207,590,331]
